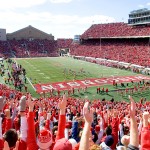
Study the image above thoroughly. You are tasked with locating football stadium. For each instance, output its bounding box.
[0,7,150,150]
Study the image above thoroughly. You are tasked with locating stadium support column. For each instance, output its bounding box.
[149,35,150,64]
[99,23,102,59]
[118,54,119,68]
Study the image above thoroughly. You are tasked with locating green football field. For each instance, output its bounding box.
[15,57,137,81]
[1,57,150,102]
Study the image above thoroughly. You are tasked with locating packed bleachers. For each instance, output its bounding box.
[71,26,150,67]
[0,38,74,58]
[70,23,150,67]
[81,22,150,38]
[57,38,73,49]
[0,39,58,58]
[0,41,12,57]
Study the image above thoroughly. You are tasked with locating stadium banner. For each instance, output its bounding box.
[34,75,150,93]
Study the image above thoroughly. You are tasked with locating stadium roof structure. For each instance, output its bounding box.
[7,25,54,40]
[81,22,150,39]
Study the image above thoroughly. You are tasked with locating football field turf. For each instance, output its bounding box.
[7,57,149,102]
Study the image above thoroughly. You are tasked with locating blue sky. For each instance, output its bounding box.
[0,0,150,39]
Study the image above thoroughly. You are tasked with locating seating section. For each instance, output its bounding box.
[81,22,150,38]
[70,23,150,67]
[0,39,58,58]
[70,39,150,67]
[0,38,74,58]
[57,38,73,49]
[0,23,150,67]
[0,41,12,57]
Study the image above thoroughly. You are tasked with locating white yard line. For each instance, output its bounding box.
[26,77,36,91]
[39,73,44,75]
[43,77,50,79]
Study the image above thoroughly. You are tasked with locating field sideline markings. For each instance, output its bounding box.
[26,77,36,91]
[43,77,50,79]
[23,60,48,88]
[23,60,48,86]
[14,59,37,92]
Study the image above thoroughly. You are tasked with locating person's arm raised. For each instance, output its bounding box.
[79,102,93,150]
[58,94,67,115]
[56,94,67,140]
[141,112,150,149]
[128,95,139,148]
[27,96,38,150]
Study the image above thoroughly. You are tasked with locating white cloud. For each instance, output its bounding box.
[0,10,115,38]
[0,0,46,9]
[138,4,144,8]
[147,2,150,5]
[49,0,73,3]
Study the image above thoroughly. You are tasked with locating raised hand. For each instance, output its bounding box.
[143,111,149,127]
[143,111,149,120]
[58,94,67,109]
[128,95,139,148]
[27,95,35,112]
[129,95,136,118]
[79,102,94,150]
[58,94,67,114]
[4,109,11,119]
[113,109,118,118]
[47,113,51,120]
[83,102,93,124]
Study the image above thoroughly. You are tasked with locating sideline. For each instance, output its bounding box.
[26,76,36,91]
[13,58,36,92]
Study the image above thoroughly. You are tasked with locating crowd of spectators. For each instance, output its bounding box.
[70,39,150,67]
[57,39,73,49]
[0,39,59,58]
[0,41,12,58]
[81,23,150,38]
[0,83,150,150]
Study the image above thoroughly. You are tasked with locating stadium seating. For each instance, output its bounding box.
[0,41,12,57]
[70,37,150,67]
[0,39,58,58]
[0,23,150,67]
[81,22,150,38]
[57,38,73,49]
